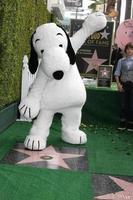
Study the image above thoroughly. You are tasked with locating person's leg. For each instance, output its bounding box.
[127,85,133,131]
[118,91,127,130]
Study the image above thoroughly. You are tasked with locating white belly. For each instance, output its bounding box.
[41,67,86,110]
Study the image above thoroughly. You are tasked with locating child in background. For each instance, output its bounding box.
[115,42,133,131]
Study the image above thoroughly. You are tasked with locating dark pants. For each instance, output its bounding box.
[120,81,133,122]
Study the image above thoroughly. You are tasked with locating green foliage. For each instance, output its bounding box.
[88,0,107,12]
[0,0,51,110]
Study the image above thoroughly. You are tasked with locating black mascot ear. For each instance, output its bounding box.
[29,32,38,74]
[57,25,76,65]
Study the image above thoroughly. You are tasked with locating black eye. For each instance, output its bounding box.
[59,44,63,47]
[35,39,40,43]
[57,33,63,36]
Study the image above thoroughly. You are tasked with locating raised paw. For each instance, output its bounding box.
[19,97,40,119]
[83,12,107,34]
[24,135,46,150]
[62,130,87,144]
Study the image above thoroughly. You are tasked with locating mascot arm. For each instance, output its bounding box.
[28,67,47,99]
[70,12,107,53]
[19,66,47,119]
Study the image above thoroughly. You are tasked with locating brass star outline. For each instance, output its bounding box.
[14,145,84,169]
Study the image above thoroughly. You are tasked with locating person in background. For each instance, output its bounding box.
[114,42,133,131]
[111,43,123,81]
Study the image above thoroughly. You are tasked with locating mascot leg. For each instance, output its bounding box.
[24,109,54,150]
[61,107,87,144]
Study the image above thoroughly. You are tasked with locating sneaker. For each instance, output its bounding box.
[127,122,133,132]
[117,121,126,131]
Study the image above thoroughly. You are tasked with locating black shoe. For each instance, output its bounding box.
[117,121,126,131]
[127,122,133,132]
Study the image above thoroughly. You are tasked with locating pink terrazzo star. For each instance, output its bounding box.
[82,50,107,73]
[14,145,84,169]
[95,176,133,200]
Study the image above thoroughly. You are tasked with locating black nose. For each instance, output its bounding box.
[41,50,44,54]
[53,71,64,80]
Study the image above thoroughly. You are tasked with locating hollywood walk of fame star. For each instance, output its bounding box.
[82,50,107,73]
[95,176,133,200]
[14,145,84,169]
[100,29,110,40]
[100,68,111,78]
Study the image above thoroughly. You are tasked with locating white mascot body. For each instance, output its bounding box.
[19,12,107,150]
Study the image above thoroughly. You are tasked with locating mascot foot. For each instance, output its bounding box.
[62,130,87,144]
[24,135,46,150]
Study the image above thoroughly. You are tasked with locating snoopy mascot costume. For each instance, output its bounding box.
[19,12,107,150]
